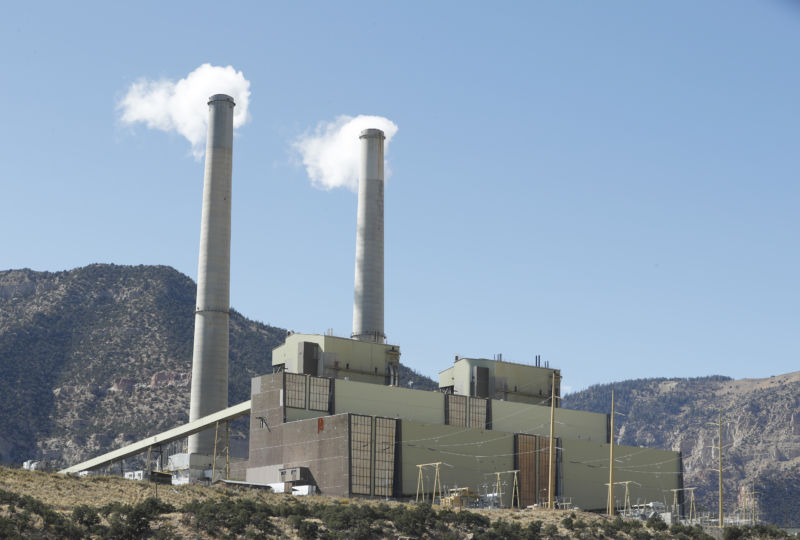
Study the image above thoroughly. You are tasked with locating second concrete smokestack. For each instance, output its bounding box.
[188,94,235,455]
[352,128,385,343]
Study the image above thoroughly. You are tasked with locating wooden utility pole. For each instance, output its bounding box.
[719,411,723,528]
[749,483,759,524]
[607,389,615,516]
[709,411,729,527]
[687,487,697,522]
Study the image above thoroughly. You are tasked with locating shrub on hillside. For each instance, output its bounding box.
[181,497,275,537]
[0,489,82,539]
[646,515,668,531]
[542,523,559,538]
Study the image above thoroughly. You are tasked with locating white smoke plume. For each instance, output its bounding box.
[294,115,398,191]
[118,63,251,159]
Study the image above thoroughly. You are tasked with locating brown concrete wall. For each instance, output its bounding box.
[249,373,284,435]
[246,412,350,497]
[286,408,329,422]
[247,373,283,485]
[228,458,248,481]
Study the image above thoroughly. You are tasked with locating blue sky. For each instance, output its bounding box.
[2,1,798,392]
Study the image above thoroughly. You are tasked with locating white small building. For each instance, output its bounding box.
[167,453,214,485]
[123,470,146,481]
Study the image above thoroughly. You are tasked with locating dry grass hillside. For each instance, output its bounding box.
[0,467,609,538]
[5,467,787,539]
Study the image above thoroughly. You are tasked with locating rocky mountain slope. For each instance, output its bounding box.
[0,264,287,467]
[563,375,800,527]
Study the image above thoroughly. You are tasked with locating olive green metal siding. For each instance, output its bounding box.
[335,379,445,424]
[399,421,515,505]
[279,374,604,442]
[272,333,399,385]
[491,399,607,442]
[439,358,559,404]
[560,439,682,511]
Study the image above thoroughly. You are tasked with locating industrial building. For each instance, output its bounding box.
[243,337,682,511]
[60,96,683,515]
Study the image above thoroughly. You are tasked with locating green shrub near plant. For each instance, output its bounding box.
[542,522,559,537]
[645,515,668,531]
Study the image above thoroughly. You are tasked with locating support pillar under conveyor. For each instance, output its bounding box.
[210,420,231,483]
[145,445,164,473]
[144,445,172,484]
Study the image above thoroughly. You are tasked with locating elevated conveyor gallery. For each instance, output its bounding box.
[58,400,251,474]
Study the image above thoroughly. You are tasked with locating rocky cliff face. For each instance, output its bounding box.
[563,374,800,527]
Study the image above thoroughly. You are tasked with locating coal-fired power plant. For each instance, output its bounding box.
[55,98,686,514]
[351,129,386,344]
[188,94,235,456]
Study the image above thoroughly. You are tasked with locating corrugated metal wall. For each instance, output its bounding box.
[468,397,488,428]
[374,417,396,497]
[445,394,467,426]
[285,372,306,409]
[349,414,397,497]
[350,414,372,495]
[309,376,332,411]
[515,433,553,507]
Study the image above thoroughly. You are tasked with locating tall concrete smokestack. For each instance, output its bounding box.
[188,94,235,455]
[351,129,385,343]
